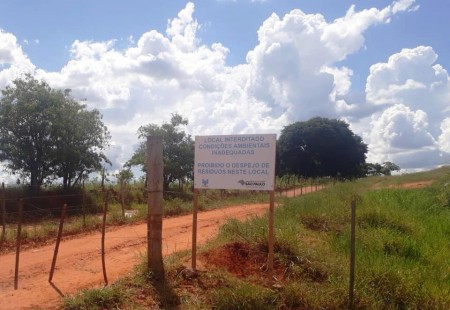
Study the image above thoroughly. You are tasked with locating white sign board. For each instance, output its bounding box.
[194,134,276,191]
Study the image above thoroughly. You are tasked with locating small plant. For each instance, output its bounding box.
[211,281,279,310]
[63,285,126,310]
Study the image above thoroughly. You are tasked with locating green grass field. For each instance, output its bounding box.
[62,166,450,309]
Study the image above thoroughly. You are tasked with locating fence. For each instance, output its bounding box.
[0,177,335,291]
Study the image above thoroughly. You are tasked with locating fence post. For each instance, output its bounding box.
[49,204,67,282]
[120,178,125,218]
[101,190,110,285]
[147,136,164,277]
[1,182,5,246]
[82,180,86,227]
[192,189,199,270]
[14,199,23,290]
[268,190,275,277]
[348,199,357,310]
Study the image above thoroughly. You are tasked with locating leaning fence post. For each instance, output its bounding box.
[14,199,23,290]
[49,204,67,282]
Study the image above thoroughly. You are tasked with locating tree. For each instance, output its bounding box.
[277,117,368,179]
[0,75,62,190]
[366,161,400,176]
[381,161,400,175]
[127,114,194,190]
[52,92,111,189]
[0,75,110,190]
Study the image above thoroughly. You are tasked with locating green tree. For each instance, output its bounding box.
[0,75,110,190]
[52,92,111,189]
[277,117,368,179]
[381,161,400,175]
[0,75,62,189]
[127,114,194,190]
[366,161,400,176]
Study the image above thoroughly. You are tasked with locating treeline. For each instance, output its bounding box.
[0,75,399,196]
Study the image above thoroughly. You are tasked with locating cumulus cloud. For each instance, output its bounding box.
[245,0,415,123]
[364,46,450,169]
[369,104,435,153]
[438,118,450,153]
[0,29,35,89]
[2,0,449,176]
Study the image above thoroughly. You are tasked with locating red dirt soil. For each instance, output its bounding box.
[0,182,427,309]
[371,179,434,190]
[1,187,311,310]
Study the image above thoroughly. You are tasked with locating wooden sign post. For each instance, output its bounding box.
[268,190,275,277]
[192,134,277,274]
[191,189,199,270]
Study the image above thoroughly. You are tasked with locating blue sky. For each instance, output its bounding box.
[4,1,448,73]
[1,0,450,183]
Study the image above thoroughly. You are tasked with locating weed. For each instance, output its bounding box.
[211,281,279,310]
[63,285,126,310]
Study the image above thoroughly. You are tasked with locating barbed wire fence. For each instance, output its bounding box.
[0,176,335,290]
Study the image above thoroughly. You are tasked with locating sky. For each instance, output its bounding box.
[1,0,450,183]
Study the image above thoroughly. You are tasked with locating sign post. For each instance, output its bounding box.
[193,134,276,272]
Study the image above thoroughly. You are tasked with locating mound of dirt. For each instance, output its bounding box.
[200,242,268,279]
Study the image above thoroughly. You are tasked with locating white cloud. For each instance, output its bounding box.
[369,104,435,152]
[366,46,449,114]
[439,118,450,153]
[0,29,35,89]
[244,0,416,123]
[392,0,419,13]
[2,0,449,176]
[364,46,450,169]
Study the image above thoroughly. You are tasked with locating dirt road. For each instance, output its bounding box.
[0,186,321,309]
[0,202,280,309]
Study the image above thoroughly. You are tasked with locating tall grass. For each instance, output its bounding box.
[207,169,450,309]
[58,167,450,309]
[63,285,126,310]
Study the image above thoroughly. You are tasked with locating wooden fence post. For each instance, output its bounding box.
[268,191,275,277]
[82,180,86,227]
[147,136,164,277]
[120,178,125,218]
[101,190,110,285]
[192,189,199,270]
[1,182,5,246]
[14,199,23,290]
[49,204,67,282]
[348,199,357,310]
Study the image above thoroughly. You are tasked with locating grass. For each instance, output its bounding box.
[63,285,126,310]
[0,187,275,253]
[61,165,448,310]
[10,167,450,309]
[211,281,279,310]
